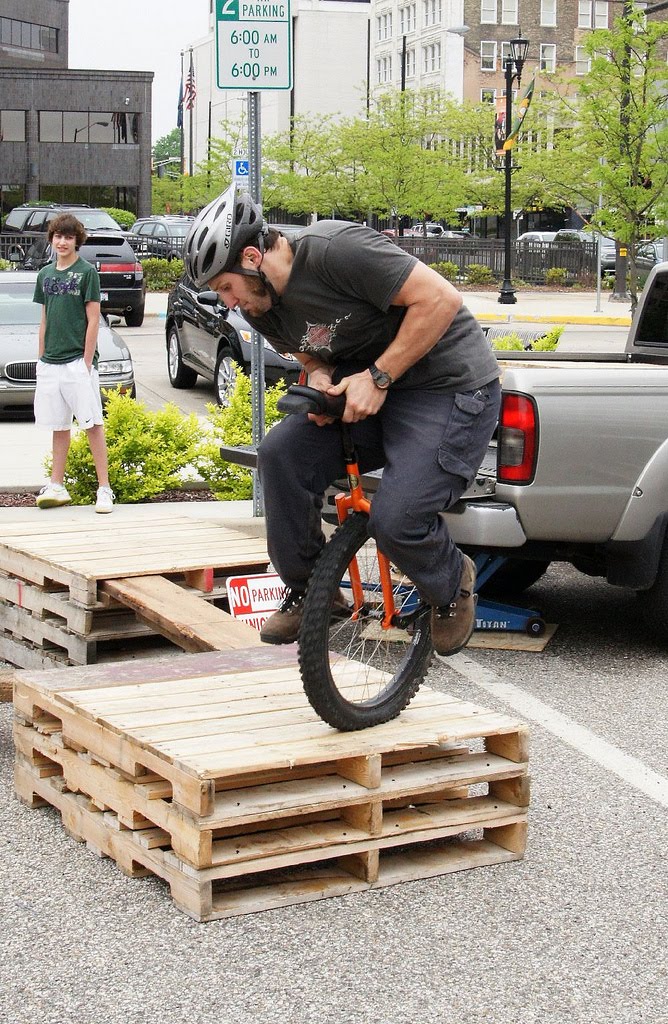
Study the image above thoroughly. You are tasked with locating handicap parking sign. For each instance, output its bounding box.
[233,159,249,180]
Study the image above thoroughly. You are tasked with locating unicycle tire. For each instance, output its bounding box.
[298,512,433,731]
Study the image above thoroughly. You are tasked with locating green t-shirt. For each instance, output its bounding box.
[33,257,101,366]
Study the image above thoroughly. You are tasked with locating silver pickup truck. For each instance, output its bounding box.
[446,262,668,638]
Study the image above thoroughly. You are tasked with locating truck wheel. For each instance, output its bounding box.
[636,541,668,641]
[479,559,550,597]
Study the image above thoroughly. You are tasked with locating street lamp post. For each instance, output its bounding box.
[498,32,530,305]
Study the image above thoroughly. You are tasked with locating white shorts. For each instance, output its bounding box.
[34,358,104,432]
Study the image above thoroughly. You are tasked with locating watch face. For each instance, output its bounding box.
[370,365,392,389]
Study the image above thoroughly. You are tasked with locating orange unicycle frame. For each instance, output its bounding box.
[334,425,397,630]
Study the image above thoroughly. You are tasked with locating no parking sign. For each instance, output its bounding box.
[227,572,287,631]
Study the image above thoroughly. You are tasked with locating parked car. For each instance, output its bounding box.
[128,215,194,260]
[165,274,300,406]
[0,271,135,413]
[635,241,664,285]
[2,203,122,235]
[515,231,557,246]
[552,228,616,272]
[10,233,146,327]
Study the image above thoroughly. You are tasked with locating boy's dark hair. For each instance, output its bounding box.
[47,213,87,248]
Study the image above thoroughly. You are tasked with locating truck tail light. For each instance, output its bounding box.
[497,392,538,484]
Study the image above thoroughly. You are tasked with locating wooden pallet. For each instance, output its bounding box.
[0,516,269,668]
[14,648,529,920]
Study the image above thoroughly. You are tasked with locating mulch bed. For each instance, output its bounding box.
[0,489,217,508]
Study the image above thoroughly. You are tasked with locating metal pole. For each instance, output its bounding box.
[498,60,517,304]
[188,49,194,177]
[248,90,265,517]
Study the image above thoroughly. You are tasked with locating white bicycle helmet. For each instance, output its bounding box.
[184,184,267,288]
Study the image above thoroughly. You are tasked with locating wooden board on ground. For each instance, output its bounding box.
[469,623,557,652]
[14,647,530,920]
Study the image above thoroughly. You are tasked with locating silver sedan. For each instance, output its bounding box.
[0,270,135,413]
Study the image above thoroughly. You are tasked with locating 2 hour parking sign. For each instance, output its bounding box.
[215,0,292,91]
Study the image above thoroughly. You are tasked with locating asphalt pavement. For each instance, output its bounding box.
[3,289,666,1024]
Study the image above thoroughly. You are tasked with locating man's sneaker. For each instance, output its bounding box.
[431,554,477,656]
[260,588,350,645]
[35,483,71,509]
[95,486,114,514]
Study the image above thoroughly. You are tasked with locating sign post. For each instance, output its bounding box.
[215,0,293,516]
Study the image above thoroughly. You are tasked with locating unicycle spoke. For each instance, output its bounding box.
[299,513,433,730]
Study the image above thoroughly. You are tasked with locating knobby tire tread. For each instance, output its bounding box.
[299,513,432,731]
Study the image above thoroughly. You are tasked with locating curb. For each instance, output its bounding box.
[475,313,632,327]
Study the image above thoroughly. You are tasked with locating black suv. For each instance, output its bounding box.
[129,215,193,260]
[17,233,146,327]
[2,203,122,235]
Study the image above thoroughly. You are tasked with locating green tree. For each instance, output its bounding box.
[153,128,182,164]
[521,9,668,306]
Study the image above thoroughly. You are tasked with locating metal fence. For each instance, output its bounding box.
[0,232,43,262]
[394,237,599,285]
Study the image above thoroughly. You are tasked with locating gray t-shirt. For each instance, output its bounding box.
[244,221,499,393]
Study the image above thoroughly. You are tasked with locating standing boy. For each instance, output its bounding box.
[33,213,114,513]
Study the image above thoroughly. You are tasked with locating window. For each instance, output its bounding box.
[480,41,497,71]
[376,55,392,83]
[422,41,441,72]
[481,0,497,24]
[0,110,26,142]
[402,46,416,77]
[481,88,496,103]
[0,17,58,53]
[540,43,556,73]
[501,41,512,65]
[578,2,608,29]
[424,0,441,28]
[376,12,392,41]
[501,0,518,25]
[39,111,138,144]
[541,0,557,27]
[575,45,591,74]
[399,4,416,33]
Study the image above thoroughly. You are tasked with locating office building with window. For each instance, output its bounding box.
[0,0,152,218]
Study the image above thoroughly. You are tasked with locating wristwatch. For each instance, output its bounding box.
[369,363,394,390]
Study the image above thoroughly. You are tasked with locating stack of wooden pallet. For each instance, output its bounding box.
[13,647,530,920]
[0,516,270,669]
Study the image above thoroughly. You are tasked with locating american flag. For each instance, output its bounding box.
[184,57,196,111]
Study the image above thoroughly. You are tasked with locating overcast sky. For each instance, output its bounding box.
[68,0,210,144]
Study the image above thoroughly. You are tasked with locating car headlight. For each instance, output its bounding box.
[98,359,133,375]
[239,329,296,361]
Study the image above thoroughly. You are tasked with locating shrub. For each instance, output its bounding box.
[428,260,458,282]
[545,267,569,287]
[196,370,288,501]
[490,333,524,351]
[142,257,184,291]
[464,263,495,285]
[531,326,563,351]
[101,206,136,230]
[52,391,203,504]
[0,258,11,272]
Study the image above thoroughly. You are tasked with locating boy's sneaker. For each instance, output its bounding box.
[95,486,115,514]
[35,483,71,509]
[431,554,478,656]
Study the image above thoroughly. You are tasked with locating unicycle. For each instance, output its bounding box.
[276,385,433,732]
